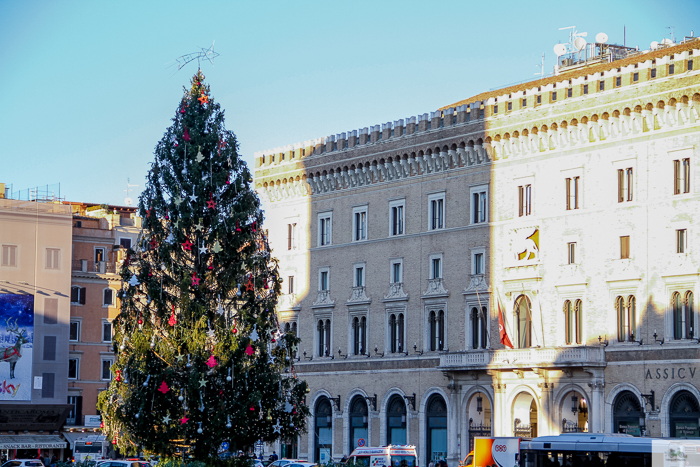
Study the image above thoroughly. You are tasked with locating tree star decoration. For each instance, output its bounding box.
[128,275,140,287]
[198,94,209,105]
[245,277,254,292]
[273,419,282,433]
[162,414,172,424]
[182,239,193,251]
[171,41,219,72]
[199,377,207,387]
[180,416,189,425]
[192,273,201,286]
[199,243,208,255]
[206,193,217,209]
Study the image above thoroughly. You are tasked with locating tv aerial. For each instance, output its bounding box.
[124,178,138,206]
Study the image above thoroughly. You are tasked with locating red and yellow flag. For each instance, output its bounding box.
[498,298,514,349]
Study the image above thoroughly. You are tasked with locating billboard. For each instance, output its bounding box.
[0,294,33,401]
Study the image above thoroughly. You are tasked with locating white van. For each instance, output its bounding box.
[348,445,417,467]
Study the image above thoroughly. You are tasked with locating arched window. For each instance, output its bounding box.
[574,300,583,344]
[564,301,573,345]
[397,313,404,352]
[515,295,531,348]
[390,314,397,353]
[470,307,488,349]
[616,295,636,342]
[317,320,325,357]
[687,292,695,339]
[386,395,407,445]
[471,308,479,349]
[669,390,700,438]
[674,291,695,340]
[315,397,333,462]
[674,292,683,339]
[426,394,448,464]
[481,307,488,349]
[612,391,643,436]
[429,310,444,351]
[349,396,368,450]
[325,319,331,356]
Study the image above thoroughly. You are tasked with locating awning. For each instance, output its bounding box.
[0,435,67,449]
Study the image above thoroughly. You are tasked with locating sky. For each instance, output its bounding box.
[1,0,699,206]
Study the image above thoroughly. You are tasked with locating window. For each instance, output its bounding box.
[353,207,368,242]
[674,158,690,194]
[617,168,633,202]
[43,336,56,361]
[507,102,512,111]
[431,257,442,279]
[669,64,675,75]
[522,98,527,107]
[651,68,657,78]
[287,223,297,250]
[677,229,687,254]
[66,395,83,426]
[354,265,365,287]
[429,310,445,351]
[470,306,488,349]
[537,95,541,104]
[470,186,488,224]
[68,358,79,380]
[390,201,405,236]
[673,291,694,340]
[101,359,113,380]
[103,288,115,307]
[515,295,532,348]
[616,295,637,342]
[565,176,579,210]
[102,320,112,342]
[567,88,572,98]
[69,321,80,342]
[583,84,589,95]
[352,316,367,355]
[46,248,60,270]
[616,76,622,87]
[552,91,557,101]
[518,184,532,216]
[429,194,445,230]
[391,259,403,283]
[599,80,605,91]
[94,247,105,263]
[319,269,329,291]
[41,373,55,399]
[473,253,484,275]
[389,313,405,353]
[288,276,295,295]
[564,300,583,345]
[620,236,630,259]
[119,238,132,249]
[44,298,58,325]
[317,319,331,357]
[71,286,86,305]
[1,245,17,267]
[567,242,576,265]
[688,60,694,71]
[318,213,332,246]
[633,72,639,82]
[493,104,498,114]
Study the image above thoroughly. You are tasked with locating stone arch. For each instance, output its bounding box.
[382,389,410,445]
[660,382,700,437]
[507,385,541,436]
[554,383,591,433]
[604,383,643,433]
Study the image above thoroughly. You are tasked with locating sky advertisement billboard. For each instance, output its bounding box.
[0,294,33,400]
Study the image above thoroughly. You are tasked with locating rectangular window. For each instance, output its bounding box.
[41,373,55,398]
[518,184,532,217]
[102,320,112,342]
[43,336,56,361]
[392,261,402,283]
[46,248,60,270]
[94,247,105,263]
[319,270,329,291]
[565,177,580,210]
[319,214,332,246]
[651,68,657,78]
[287,223,296,250]
[472,190,487,223]
[599,80,605,91]
[620,236,630,259]
[44,298,58,325]
[391,203,404,236]
[119,238,132,249]
[429,195,445,230]
[507,102,512,111]
[68,358,79,380]
[669,64,675,75]
[617,168,633,202]
[354,266,364,287]
[633,72,639,82]
[583,84,589,95]
[567,88,572,98]
[537,95,541,104]
[474,253,484,275]
[616,76,622,87]
[101,360,112,380]
[688,60,694,71]
[288,276,294,295]
[70,321,80,341]
[1,245,17,267]
[432,258,442,279]
[353,208,367,241]
[522,98,527,107]
[71,286,86,305]
[103,289,114,307]
[552,91,557,101]
[674,158,691,194]
[677,229,687,254]
[567,242,576,264]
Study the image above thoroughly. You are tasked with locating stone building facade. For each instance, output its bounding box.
[254,37,700,464]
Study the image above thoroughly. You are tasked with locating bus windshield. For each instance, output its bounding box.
[75,443,103,454]
[390,456,416,467]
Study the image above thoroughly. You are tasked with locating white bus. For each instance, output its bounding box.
[348,445,417,467]
[73,436,108,463]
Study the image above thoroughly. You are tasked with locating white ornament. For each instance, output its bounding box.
[128,275,139,287]
[250,324,259,342]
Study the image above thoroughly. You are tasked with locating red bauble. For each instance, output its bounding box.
[232,328,237,334]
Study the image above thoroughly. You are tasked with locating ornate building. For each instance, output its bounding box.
[254,36,700,464]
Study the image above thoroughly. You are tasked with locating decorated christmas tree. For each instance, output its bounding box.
[98,70,308,460]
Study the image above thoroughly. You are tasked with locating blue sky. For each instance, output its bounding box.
[1,0,698,206]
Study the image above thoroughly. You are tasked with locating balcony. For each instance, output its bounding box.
[439,346,606,370]
[72,259,116,274]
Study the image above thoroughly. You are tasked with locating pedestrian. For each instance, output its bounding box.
[272,452,278,461]
[428,461,434,467]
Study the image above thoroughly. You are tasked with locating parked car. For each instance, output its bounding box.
[1,461,44,467]
[95,462,150,467]
[285,463,316,467]
[269,460,300,467]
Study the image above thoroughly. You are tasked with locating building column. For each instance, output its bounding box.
[448,386,460,466]
[538,380,554,436]
[492,382,507,436]
[588,381,605,433]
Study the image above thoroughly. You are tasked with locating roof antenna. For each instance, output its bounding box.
[124,178,138,206]
[667,26,676,43]
[535,53,545,79]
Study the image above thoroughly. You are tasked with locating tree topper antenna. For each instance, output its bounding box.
[170,41,219,73]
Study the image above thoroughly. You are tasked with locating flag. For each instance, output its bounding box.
[498,297,514,349]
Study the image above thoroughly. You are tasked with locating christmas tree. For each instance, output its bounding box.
[98,71,309,460]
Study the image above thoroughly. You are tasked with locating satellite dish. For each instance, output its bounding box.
[650,41,660,50]
[596,32,608,43]
[573,37,587,51]
[124,197,133,206]
[576,32,588,38]
[553,44,567,56]
[661,38,673,45]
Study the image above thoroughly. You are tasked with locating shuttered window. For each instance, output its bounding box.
[1,245,17,267]
[44,298,58,325]
[42,373,55,398]
[43,336,57,361]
